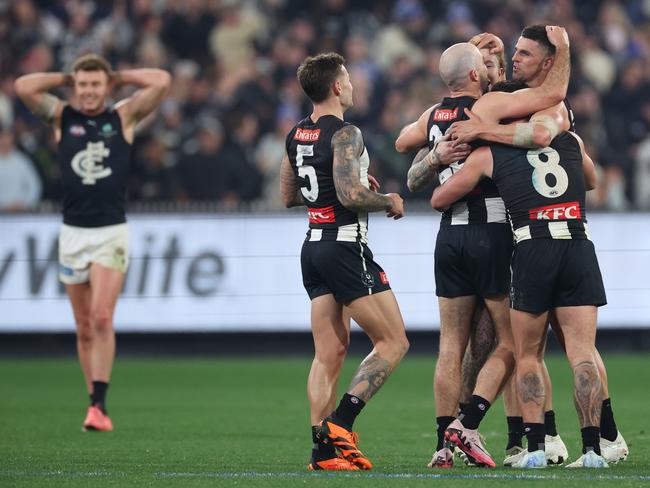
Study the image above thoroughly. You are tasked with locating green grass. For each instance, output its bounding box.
[1,354,649,487]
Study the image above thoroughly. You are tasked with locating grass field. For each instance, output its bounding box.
[1,354,649,487]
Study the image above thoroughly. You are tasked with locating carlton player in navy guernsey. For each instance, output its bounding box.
[393,26,571,469]
[280,53,409,471]
[15,54,170,432]
[431,79,610,468]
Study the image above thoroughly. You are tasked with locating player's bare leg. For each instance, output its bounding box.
[511,308,548,467]
[459,303,495,408]
[307,294,356,470]
[66,282,93,394]
[319,290,409,470]
[556,306,607,468]
[308,295,350,423]
[446,294,512,468]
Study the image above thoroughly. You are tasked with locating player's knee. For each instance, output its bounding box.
[76,321,93,344]
[90,307,113,332]
[394,334,410,359]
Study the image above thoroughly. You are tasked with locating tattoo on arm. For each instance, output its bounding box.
[332,125,391,212]
[280,155,305,208]
[407,146,440,192]
[347,352,393,402]
[34,93,60,124]
[573,360,602,428]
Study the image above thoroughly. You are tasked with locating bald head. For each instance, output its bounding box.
[439,43,484,91]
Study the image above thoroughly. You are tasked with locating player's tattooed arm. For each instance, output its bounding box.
[573,360,602,428]
[407,138,471,192]
[280,153,305,208]
[347,352,394,403]
[13,73,70,125]
[332,125,393,213]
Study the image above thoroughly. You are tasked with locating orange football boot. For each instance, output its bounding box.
[308,456,360,471]
[82,405,114,432]
[319,418,372,470]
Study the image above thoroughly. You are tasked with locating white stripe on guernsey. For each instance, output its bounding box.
[309,229,323,241]
[359,147,370,189]
[514,225,531,243]
[548,221,571,239]
[336,222,368,243]
[450,201,469,225]
[485,197,507,223]
[584,222,591,241]
[358,242,372,295]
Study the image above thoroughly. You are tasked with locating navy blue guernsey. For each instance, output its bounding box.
[427,96,506,226]
[286,115,371,243]
[58,105,131,227]
[490,132,588,243]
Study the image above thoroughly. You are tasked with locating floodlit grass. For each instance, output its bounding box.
[0,354,648,487]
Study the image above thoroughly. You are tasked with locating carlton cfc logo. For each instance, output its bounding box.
[71,141,112,185]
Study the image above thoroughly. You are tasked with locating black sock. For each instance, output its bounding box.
[460,395,491,430]
[330,393,365,430]
[90,381,109,413]
[436,416,455,451]
[581,426,601,455]
[600,398,618,442]
[544,410,558,437]
[506,416,524,450]
[458,402,468,417]
[311,425,335,460]
[524,423,545,453]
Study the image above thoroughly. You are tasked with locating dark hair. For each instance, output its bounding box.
[521,25,556,56]
[72,53,112,75]
[491,79,529,93]
[296,52,345,103]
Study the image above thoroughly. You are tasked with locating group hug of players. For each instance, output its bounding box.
[281,25,629,470]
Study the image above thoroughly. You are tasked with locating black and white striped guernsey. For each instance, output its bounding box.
[427,96,507,226]
[490,131,589,243]
[285,114,371,243]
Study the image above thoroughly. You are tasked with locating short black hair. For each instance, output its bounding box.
[491,79,528,93]
[296,52,345,103]
[521,25,556,56]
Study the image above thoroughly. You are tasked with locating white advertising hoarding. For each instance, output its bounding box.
[0,213,649,332]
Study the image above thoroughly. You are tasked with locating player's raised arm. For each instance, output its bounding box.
[395,105,437,153]
[430,146,493,211]
[472,26,570,123]
[332,124,403,219]
[14,72,69,126]
[114,69,171,132]
[280,153,306,208]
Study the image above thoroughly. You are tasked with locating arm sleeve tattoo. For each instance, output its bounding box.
[407,145,440,192]
[332,125,391,212]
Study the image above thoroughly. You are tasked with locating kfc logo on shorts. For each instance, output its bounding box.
[379,272,389,285]
[308,206,335,224]
[529,201,581,220]
[433,107,459,121]
[69,124,86,137]
[294,128,321,142]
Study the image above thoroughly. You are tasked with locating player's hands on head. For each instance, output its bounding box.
[385,193,404,220]
[470,32,504,55]
[545,26,569,49]
[448,108,484,147]
[368,174,380,192]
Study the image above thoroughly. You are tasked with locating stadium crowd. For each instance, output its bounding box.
[1,0,649,211]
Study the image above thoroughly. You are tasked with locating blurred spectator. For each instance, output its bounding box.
[0,123,42,212]
[2,0,650,211]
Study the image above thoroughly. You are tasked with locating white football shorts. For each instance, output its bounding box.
[58,223,129,285]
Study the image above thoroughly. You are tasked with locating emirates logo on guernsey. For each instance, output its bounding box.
[294,128,321,142]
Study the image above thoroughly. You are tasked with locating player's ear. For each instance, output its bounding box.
[469,69,479,82]
[332,79,342,96]
[542,56,554,71]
